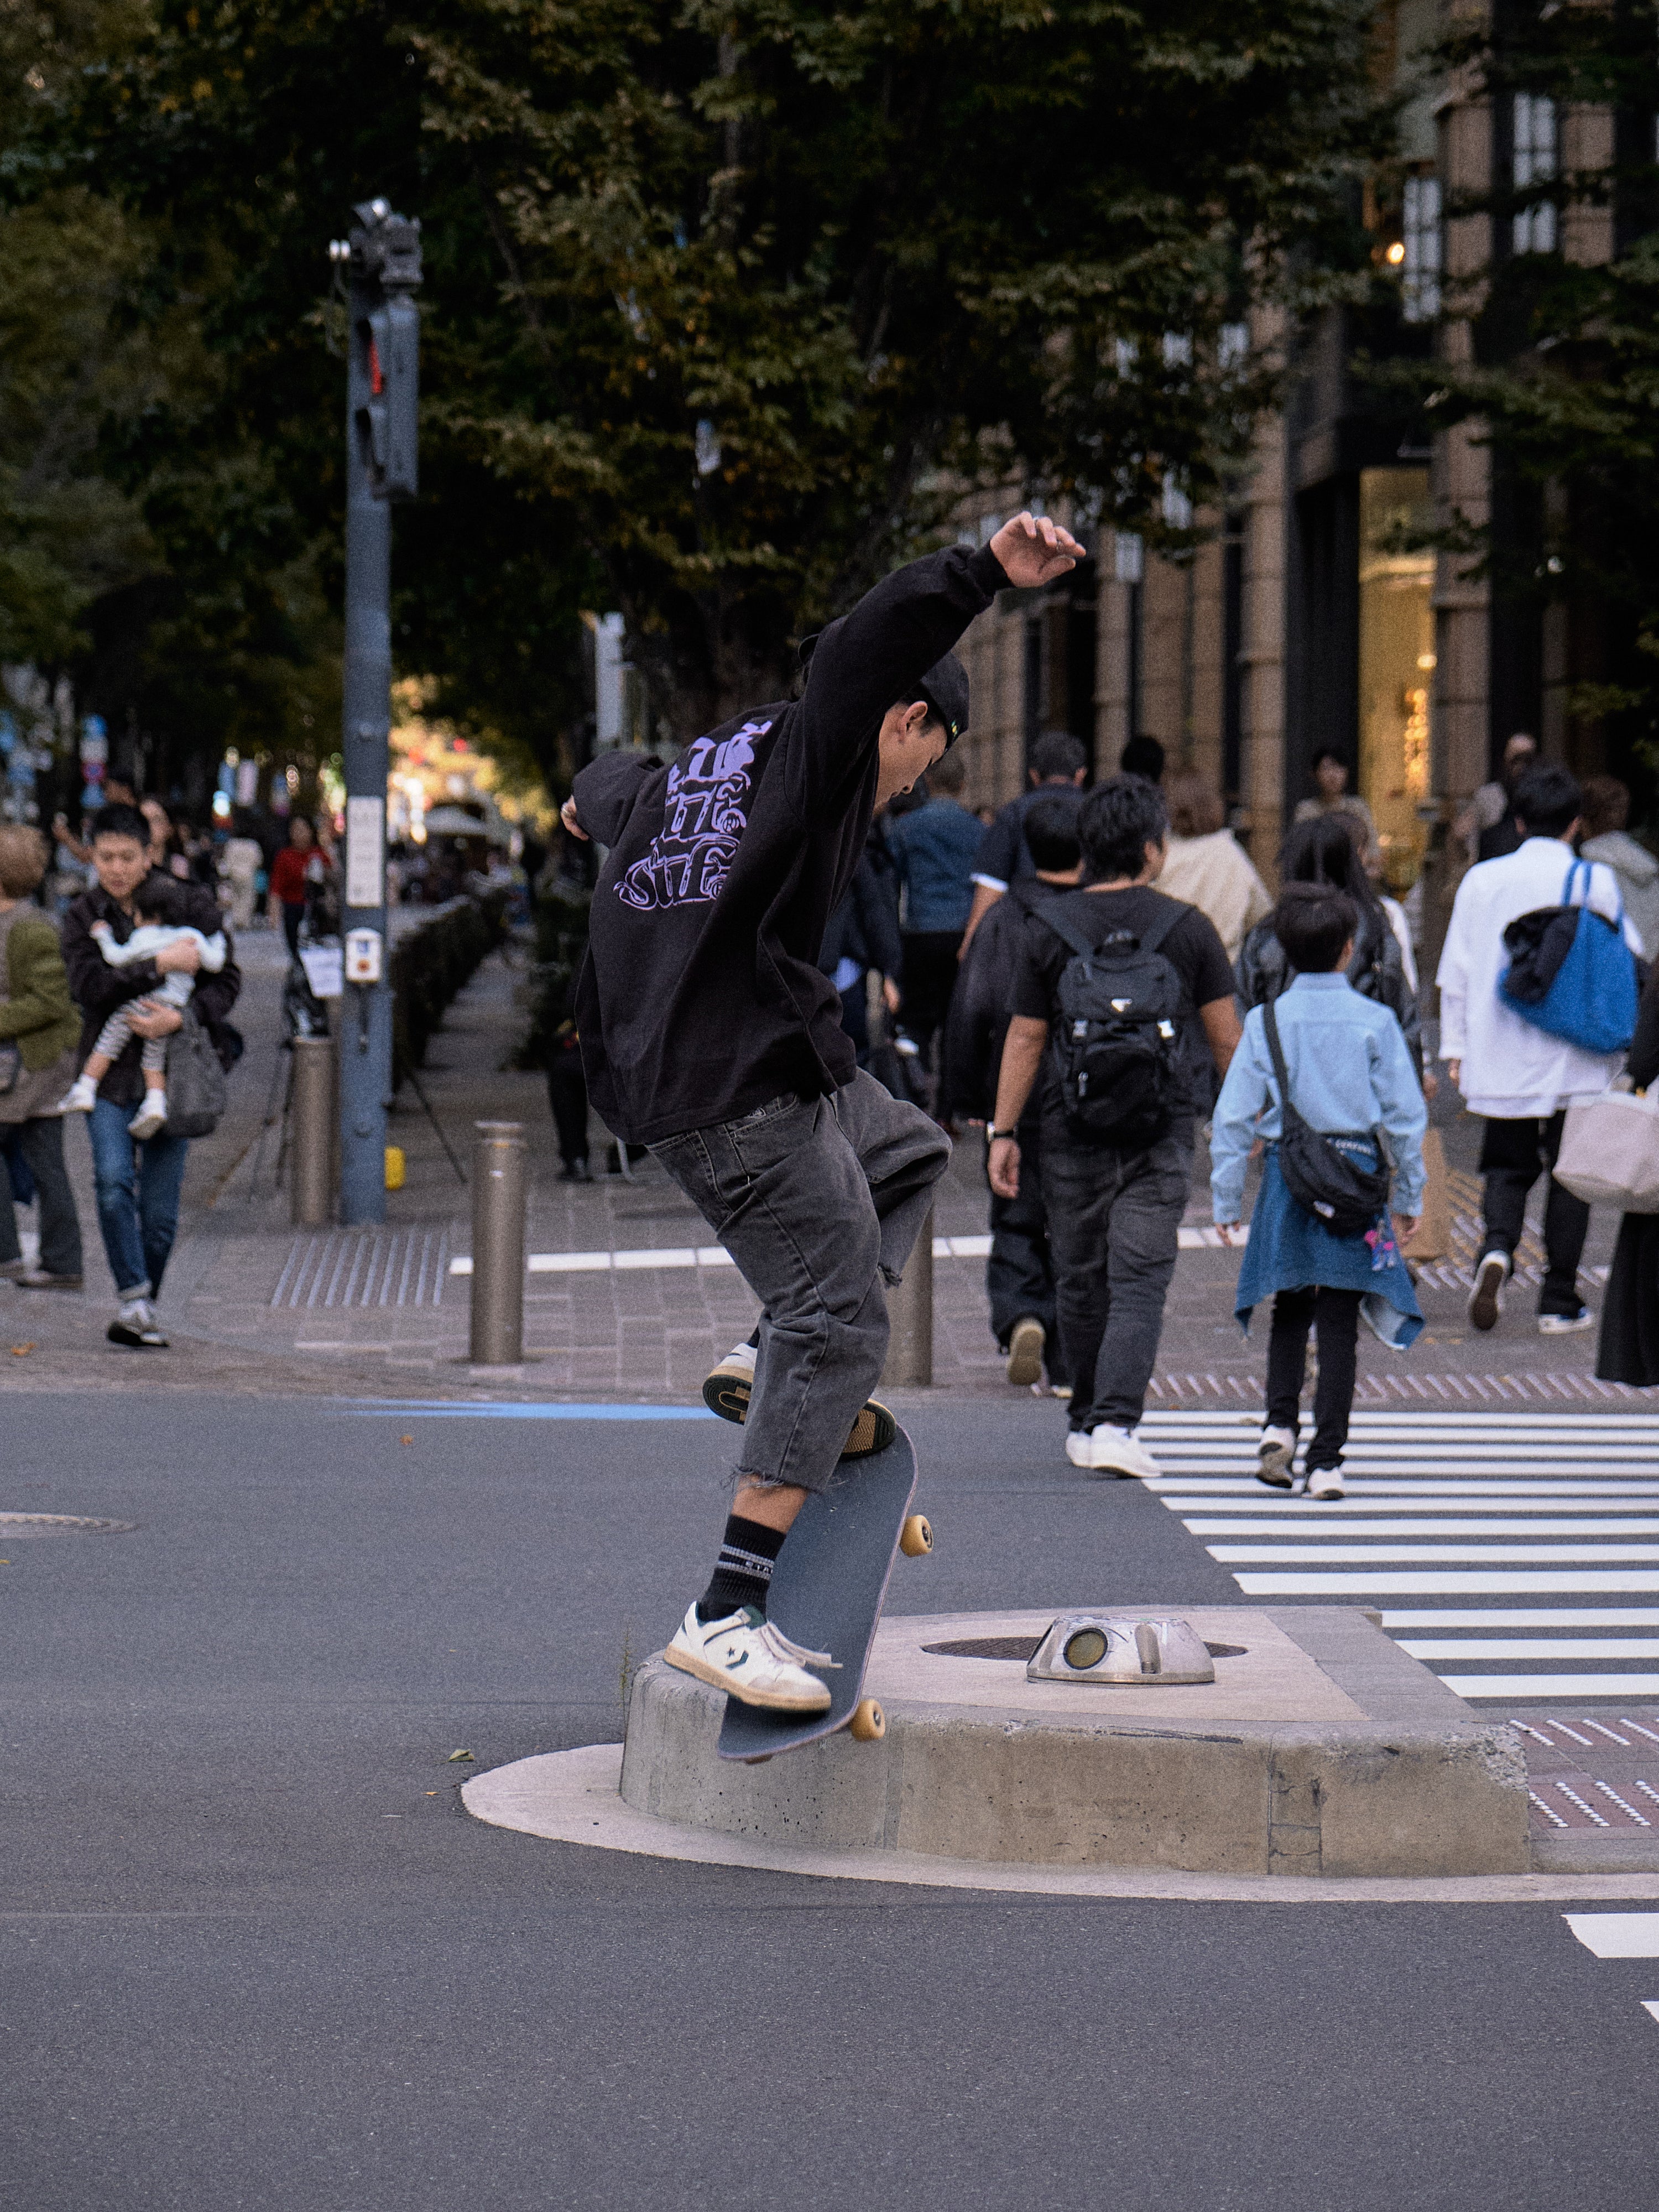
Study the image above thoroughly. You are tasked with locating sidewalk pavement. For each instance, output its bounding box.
[0,927,1648,1408]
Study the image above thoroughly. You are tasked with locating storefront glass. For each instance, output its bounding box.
[1358,467,1434,892]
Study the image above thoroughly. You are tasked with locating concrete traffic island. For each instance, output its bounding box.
[613,1607,1528,1879]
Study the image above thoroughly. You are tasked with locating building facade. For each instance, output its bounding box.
[954,0,1636,959]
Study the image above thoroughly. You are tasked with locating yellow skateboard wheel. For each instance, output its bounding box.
[849,1698,886,1742]
[899,1513,932,1558]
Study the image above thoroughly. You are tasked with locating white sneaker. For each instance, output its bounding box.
[1304,1466,1346,1500]
[701,1339,756,1421]
[128,1094,168,1139]
[1538,1307,1594,1335]
[664,1601,834,1713]
[1070,1425,1161,1480]
[1256,1425,1296,1489]
[1005,1315,1046,1388]
[1468,1250,1508,1332]
[58,1075,96,1115]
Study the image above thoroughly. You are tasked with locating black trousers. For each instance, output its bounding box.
[281,903,304,958]
[546,1051,589,1168]
[983,1121,1067,1385]
[1479,1111,1588,1316]
[0,1114,83,1277]
[899,931,963,1065]
[1265,1285,1363,1471]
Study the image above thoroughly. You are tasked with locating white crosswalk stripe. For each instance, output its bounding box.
[1138,1408,1659,1703]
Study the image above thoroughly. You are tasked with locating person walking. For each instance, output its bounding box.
[1294,748,1377,866]
[883,747,983,1090]
[958,730,1088,957]
[0,827,85,1290]
[1212,883,1426,1498]
[942,792,1082,1392]
[270,816,317,958]
[1238,815,1424,1077]
[988,774,1240,1478]
[60,803,242,1349]
[1595,965,1659,1387]
[1579,775,1659,961]
[1157,771,1272,962]
[1455,732,1537,865]
[564,512,1083,1713]
[1438,762,1641,1337]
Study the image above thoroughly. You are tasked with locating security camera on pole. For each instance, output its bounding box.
[327,199,421,1225]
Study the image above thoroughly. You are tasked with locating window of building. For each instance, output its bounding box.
[1401,172,1441,321]
[1358,469,1435,892]
[1512,93,1558,254]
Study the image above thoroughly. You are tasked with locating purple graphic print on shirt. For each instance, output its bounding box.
[614,719,772,912]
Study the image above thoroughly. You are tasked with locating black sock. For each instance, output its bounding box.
[696,1513,785,1623]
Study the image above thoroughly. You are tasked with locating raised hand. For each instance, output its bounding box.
[989,512,1086,590]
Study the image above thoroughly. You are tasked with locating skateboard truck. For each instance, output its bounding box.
[1025,1614,1215,1686]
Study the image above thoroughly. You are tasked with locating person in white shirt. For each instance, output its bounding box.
[1437,762,1642,1336]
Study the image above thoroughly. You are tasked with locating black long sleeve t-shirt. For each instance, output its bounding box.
[570,542,1008,1143]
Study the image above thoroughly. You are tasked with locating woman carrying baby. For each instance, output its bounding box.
[60,803,242,1349]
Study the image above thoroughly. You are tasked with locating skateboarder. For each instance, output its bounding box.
[562,513,1083,1711]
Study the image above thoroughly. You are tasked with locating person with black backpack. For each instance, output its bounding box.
[989,775,1240,1477]
[1212,884,1426,1498]
[942,792,1083,1393]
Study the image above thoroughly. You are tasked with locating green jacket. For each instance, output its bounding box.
[0,909,81,1070]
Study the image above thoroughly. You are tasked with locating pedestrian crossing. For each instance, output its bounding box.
[1137,1409,1659,1703]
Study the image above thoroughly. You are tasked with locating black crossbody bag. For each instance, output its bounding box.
[1261,995,1391,1238]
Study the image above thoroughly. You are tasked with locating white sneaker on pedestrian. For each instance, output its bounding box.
[1005,1315,1046,1388]
[1256,1426,1296,1489]
[1539,1306,1594,1335]
[127,1093,168,1139]
[1467,1250,1508,1332]
[664,1601,834,1712]
[1068,1424,1161,1480]
[1303,1465,1346,1500]
[107,1297,168,1349]
[58,1074,96,1115]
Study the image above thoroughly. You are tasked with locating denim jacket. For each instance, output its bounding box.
[1210,972,1427,1220]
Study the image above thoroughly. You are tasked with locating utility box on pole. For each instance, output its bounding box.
[330,197,421,1226]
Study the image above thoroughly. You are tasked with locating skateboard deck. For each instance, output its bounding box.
[717,1423,921,1763]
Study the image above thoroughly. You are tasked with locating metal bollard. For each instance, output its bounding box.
[290,1037,337,1226]
[880,1203,933,1388]
[469,1120,527,1366]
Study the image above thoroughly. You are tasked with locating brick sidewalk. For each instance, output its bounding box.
[2,932,1648,1408]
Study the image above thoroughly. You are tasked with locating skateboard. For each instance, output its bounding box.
[717,1422,932,1764]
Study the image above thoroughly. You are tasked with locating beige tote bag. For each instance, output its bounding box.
[1554,1088,1659,1212]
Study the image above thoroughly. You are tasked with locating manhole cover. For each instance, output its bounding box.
[0,1513,135,1536]
[921,1636,1248,1662]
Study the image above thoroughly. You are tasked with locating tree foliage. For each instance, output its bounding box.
[14,0,1386,780]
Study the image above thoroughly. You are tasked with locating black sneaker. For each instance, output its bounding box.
[107,1298,168,1348]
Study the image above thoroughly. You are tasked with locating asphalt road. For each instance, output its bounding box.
[3,1390,1655,2211]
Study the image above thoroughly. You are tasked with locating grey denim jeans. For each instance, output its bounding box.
[649,1070,951,1493]
[1041,1120,1193,1433]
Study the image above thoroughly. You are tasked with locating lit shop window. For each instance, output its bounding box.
[1512,94,1558,254]
[1401,173,1441,321]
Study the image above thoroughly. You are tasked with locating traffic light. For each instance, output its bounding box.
[338,200,421,503]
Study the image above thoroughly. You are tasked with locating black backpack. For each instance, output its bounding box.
[1261,995,1391,1237]
[1041,902,1187,1144]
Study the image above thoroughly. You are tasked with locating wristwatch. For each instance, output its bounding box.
[987,1127,1018,1142]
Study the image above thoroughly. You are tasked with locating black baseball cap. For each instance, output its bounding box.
[797,635,969,748]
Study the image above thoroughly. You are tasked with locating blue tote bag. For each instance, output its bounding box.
[1498,857,1639,1054]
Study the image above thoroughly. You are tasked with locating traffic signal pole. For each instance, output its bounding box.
[331,199,421,1225]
